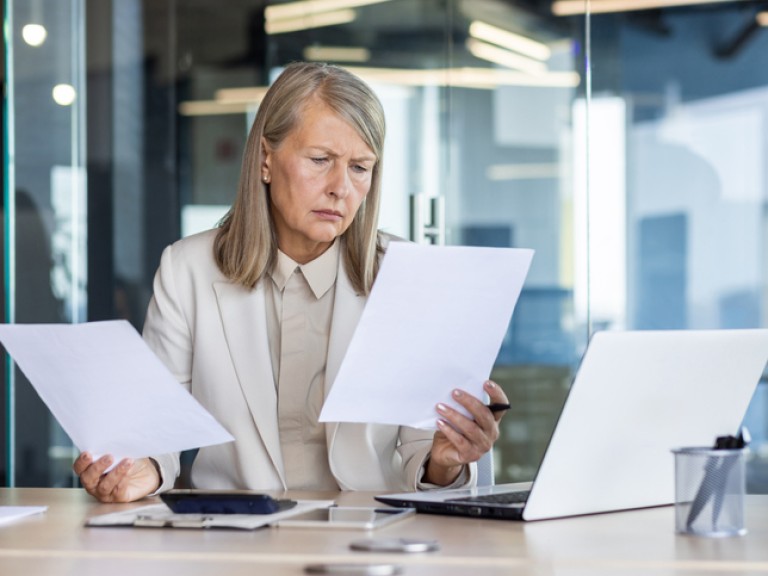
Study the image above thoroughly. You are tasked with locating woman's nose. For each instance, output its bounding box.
[326,163,350,198]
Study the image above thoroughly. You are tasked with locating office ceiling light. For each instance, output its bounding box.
[213,69,580,108]
[468,21,551,61]
[52,84,76,106]
[757,11,768,26]
[343,66,580,89]
[466,38,548,74]
[215,86,271,104]
[303,45,371,62]
[486,163,561,181]
[180,85,269,116]
[22,23,47,47]
[265,0,392,34]
[552,0,748,16]
[265,0,391,21]
[178,101,253,117]
[266,8,356,34]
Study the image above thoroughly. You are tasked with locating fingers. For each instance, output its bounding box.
[73,452,135,502]
[436,403,493,462]
[484,379,508,403]
[72,451,94,476]
[435,417,485,463]
[96,459,136,501]
[452,381,509,428]
[484,380,510,422]
[433,381,508,465]
[75,452,112,491]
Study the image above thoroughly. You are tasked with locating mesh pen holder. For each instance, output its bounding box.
[672,446,747,537]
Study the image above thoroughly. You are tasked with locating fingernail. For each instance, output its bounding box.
[452,389,462,398]
[436,403,448,413]
[485,380,496,389]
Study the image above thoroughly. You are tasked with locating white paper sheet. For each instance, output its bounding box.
[319,242,533,429]
[0,320,234,461]
[0,506,48,526]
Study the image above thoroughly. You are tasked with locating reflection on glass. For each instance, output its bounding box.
[573,96,627,331]
[51,83,76,106]
[4,0,768,491]
[21,23,47,47]
[7,0,87,487]
[589,6,768,489]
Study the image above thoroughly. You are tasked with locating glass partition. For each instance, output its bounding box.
[587,1,768,491]
[4,0,87,486]
[180,0,588,483]
[3,0,768,491]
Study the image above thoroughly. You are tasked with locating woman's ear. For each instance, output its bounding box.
[260,137,272,183]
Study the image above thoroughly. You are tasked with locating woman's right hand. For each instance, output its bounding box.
[73,452,160,503]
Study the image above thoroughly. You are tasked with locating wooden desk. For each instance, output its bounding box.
[1,488,767,575]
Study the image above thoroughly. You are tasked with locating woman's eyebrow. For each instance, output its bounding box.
[351,153,377,164]
[306,145,376,164]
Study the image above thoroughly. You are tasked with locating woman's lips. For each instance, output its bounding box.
[313,210,343,221]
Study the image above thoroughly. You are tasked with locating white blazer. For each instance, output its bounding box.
[144,229,476,492]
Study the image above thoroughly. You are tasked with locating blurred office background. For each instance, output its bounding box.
[2,0,768,490]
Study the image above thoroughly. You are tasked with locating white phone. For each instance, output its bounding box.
[277,506,415,530]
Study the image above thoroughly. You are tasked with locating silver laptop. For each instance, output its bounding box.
[376,329,768,521]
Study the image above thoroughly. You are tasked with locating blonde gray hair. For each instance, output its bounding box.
[214,62,385,294]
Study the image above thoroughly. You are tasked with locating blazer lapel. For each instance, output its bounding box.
[325,257,367,399]
[214,280,285,486]
[326,236,391,394]
[324,255,368,455]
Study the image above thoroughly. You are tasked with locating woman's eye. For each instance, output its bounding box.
[351,164,369,174]
[311,157,328,165]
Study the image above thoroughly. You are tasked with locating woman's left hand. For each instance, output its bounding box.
[423,380,509,486]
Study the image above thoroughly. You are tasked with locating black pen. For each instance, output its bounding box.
[685,427,749,530]
[487,403,511,413]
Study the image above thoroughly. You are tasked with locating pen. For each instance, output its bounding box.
[711,428,750,528]
[487,403,511,413]
[685,427,749,530]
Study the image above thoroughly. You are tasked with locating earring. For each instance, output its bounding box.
[262,175,270,183]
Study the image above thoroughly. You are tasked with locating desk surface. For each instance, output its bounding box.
[1,488,767,575]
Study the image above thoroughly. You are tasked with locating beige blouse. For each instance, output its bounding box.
[265,240,340,490]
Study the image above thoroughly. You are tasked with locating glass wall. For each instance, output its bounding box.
[4,0,88,486]
[588,2,768,491]
[3,0,768,490]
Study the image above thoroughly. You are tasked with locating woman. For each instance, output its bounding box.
[74,62,509,502]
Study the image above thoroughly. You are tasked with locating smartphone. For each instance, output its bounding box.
[277,507,415,530]
[349,538,440,553]
[160,489,297,515]
[304,564,403,575]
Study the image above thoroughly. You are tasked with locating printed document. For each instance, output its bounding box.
[0,320,234,461]
[319,242,533,429]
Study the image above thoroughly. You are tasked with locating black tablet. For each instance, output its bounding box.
[160,489,297,515]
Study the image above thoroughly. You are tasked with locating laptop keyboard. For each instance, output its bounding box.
[448,490,530,505]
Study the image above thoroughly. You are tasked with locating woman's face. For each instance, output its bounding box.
[262,97,377,264]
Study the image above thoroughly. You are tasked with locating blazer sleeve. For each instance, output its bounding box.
[397,426,477,490]
[142,242,194,492]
